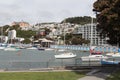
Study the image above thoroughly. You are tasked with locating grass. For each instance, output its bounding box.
[0,71,86,80]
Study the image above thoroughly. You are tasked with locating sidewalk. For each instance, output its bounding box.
[78,76,105,80]
[78,69,110,80]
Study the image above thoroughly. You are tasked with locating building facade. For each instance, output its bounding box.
[77,24,107,46]
[11,21,30,27]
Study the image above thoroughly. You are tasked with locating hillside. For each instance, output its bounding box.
[61,16,96,25]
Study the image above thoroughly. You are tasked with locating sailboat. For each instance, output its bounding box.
[55,51,76,59]
[54,28,76,59]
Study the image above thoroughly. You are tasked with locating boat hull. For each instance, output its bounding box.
[55,52,76,59]
[101,60,119,65]
[55,55,76,59]
[4,47,20,51]
[81,55,108,61]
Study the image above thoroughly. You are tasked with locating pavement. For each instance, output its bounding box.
[78,76,105,80]
[78,69,111,80]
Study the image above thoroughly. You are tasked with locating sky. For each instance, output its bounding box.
[0,0,96,25]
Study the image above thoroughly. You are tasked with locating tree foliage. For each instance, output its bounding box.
[60,33,90,45]
[17,30,36,38]
[61,16,96,25]
[22,38,31,44]
[93,0,120,46]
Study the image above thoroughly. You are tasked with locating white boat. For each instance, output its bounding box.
[101,57,120,65]
[0,43,7,50]
[4,47,20,51]
[0,46,5,49]
[81,54,108,61]
[101,59,119,65]
[26,47,37,50]
[55,52,76,59]
[111,53,120,57]
[45,48,54,51]
[106,52,120,57]
[106,52,115,56]
[57,49,66,52]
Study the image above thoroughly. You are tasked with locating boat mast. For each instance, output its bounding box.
[90,17,93,47]
[64,28,65,45]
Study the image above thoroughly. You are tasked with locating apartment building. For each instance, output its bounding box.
[77,24,107,46]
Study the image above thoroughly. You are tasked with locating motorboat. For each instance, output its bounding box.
[57,49,66,52]
[26,47,37,50]
[45,48,54,51]
[101,60,119,65]
[101,57,120,65]
[38,47,45,51]
[4,47,20,51]
[106,52,120,57]
[55,52,76,59]
[106,52,114,56]
[0,43,7,50]
[81,55,108,61]
[0,46,5,50]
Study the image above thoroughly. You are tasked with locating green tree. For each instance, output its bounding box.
[61,16,96,25]
[93,0,120,47]
[17,30,36,38]
[71,37,82,45]
[22,38,31,44]
[0,25,10,36]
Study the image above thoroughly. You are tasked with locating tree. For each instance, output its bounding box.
[17,30,36,38]
[22,38,31,44]
[61,16,96,25]
[93,0,120,47]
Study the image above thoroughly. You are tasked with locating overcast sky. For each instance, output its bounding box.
[0,0,96,25]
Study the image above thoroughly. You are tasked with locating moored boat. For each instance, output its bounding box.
[106,52,120,57]
[101,60,119,65]
[55,52,76,59]
[4,47,20,51]
[81,55,108,61]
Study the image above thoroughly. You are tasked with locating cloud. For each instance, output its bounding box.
[0,0,97,25]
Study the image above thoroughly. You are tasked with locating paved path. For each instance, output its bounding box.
[78,69,111,80]
[78,76,105,80]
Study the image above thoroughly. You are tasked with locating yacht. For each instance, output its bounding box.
[101,57,120,65]
[81,55,108,61]
[101,60,119,65]
[26,47,37,50]
[81,52,108,61]
[45,48,54,51]
[55,52,76,59]
[4,47,20,51]
[106,52,120,57]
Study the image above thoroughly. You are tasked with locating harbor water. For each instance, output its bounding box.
[0,49,95,70]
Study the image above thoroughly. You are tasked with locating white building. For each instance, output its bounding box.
[8,30,16,39]
[77,24,107,46]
